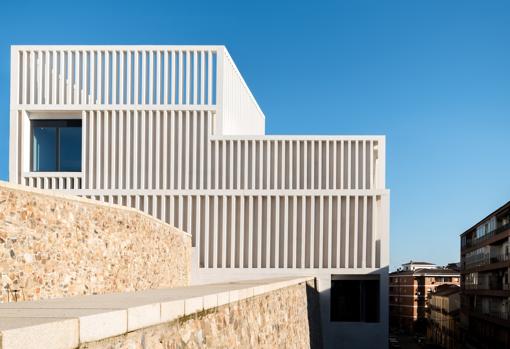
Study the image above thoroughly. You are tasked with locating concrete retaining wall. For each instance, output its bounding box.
[82,280,321,348]
[0,277,321,349]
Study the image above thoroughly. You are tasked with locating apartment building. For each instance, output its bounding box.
[427,284,460,349]
[8,45,389,348]
[389,261,460,333]
[460,201,510,349]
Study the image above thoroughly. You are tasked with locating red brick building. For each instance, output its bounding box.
[389,261,460,333]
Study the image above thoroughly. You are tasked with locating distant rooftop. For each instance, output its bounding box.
[390,267,460,277]
[402,261,435,265]
[433,284,461,297]
[400,260,438,272]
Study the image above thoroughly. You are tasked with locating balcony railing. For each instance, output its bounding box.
[477,310,509,321]
[23,172,83,190]
[464,283,510,291]
[463,252,510,270]
[464,253,490,269]
[464,222,510,249]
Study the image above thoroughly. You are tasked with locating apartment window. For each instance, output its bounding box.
[31,119,82,172]
[330,278,380,322]
[476,218,496,239]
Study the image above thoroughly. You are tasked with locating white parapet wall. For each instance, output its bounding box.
[9,45,389,348]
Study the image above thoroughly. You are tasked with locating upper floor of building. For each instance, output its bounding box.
[461,202,510,278]
[461,201,510,253]
[10,45,264,136]
[9,45,387,195]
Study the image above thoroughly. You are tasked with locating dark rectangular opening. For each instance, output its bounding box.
[331,277,380,322]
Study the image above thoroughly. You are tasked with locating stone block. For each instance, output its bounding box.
[0,317,78,349]
[184,296,203,315]
[161,299,185,322]
[127,303,161,331]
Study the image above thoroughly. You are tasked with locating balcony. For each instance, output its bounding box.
[464,306,510,329]
[463,252,510,270]
[464,285,510,297]
[465,283,492,290]
[464,253,490,269]
[475,310,509,321]
[463,222,510,249]
[22,172,83,190]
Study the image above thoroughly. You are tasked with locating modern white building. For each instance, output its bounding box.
[9,45,390,348]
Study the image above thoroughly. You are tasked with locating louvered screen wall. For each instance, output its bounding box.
[14,48,217,106]
[10,45,388,272]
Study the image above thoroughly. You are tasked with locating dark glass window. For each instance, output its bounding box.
[32,119,82,172]
[331,278,380,322]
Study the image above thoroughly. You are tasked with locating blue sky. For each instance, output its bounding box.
[1,0,509,270]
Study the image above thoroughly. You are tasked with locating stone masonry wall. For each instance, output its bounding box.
[80,281,322,349]
[0,181,191,302]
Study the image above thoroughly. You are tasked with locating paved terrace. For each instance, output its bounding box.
[0,276,314,349]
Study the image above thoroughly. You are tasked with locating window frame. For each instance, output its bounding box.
[30,119,83,172]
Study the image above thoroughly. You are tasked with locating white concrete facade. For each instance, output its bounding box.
[9,45,390,348]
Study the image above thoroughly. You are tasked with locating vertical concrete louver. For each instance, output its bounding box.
[9,45,390,348]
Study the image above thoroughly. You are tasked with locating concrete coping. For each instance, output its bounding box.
[0,181,191,238]
[0,276,314,349]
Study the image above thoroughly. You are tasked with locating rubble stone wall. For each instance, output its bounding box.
[0,181,191,302]
[80,281,322,349]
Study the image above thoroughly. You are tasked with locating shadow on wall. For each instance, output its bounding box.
[321,268,389,349]
[307,280,324,349]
